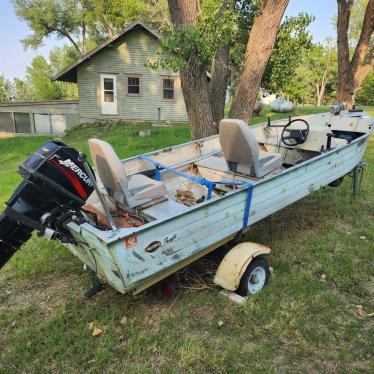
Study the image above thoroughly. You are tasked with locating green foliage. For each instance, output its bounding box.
[149,0,237,72]
[13,0,83,51]
[284,43,338,104]
[13,0,170,55]
[85,0,151,40]
[262,13,314,94]
[229,0,258,77]
[356,71,374,105]
[47,45,79,100]
[48,45,81,75]
[17,55,78,101]
[12,48,79,102]
[0,75,13,103]
[25,56,62,100]
[13,78,34,102]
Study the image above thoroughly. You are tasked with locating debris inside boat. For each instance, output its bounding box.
[0,107,373,298]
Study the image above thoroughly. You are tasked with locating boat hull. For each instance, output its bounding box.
[65,130,372,294]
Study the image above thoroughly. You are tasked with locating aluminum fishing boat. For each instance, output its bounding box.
[1,108,373,297]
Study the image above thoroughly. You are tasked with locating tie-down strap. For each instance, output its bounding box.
[138,154,253,229]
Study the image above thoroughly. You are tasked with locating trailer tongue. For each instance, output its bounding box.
[0,141,94,269]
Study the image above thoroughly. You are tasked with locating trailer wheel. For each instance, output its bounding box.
[237,257,269,296]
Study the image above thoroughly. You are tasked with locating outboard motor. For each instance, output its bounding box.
[0,141,94,269]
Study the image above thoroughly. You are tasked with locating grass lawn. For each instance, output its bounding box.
[1,107,373,373]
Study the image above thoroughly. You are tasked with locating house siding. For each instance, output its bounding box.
[77,29,188,123]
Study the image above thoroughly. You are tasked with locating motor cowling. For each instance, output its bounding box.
[0,141,94,269]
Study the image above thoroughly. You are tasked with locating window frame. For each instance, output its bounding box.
[125,74,142,96]
[161,76,176,101]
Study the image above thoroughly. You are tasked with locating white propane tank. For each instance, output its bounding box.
[271,97,294,113]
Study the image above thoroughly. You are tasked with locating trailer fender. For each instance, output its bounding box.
[214,242,271,291]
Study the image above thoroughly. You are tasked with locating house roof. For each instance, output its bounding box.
[52,21,162,83]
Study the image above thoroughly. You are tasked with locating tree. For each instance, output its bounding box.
[26,56,63,100]
[48,45,78,99]
[48,45,81,75]
[13,0,86,55]
[208,0,231,126]
[316,39,334,106]
[13,0,171,56]
[261,13,314,94]
[167,0,217,139]
[285,43,338,105]
[336,0,374,106]
[11,46,79,102]
[229,0,289,122]
[14,78,34,101]
[0,75,13,103]
[12,52,78,102]
[85,0,151,40]
[158,0,288,135]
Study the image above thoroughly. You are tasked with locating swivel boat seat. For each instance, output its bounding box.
[88,138,166,209]
[219,119,283,178]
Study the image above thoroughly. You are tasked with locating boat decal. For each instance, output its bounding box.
[145,241,161,253]
[125,235,138,249]
[163,234,178,244]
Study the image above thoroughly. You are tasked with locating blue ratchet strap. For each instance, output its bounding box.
[138,154,253,229]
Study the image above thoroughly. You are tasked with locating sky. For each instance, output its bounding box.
[0,0,337,80]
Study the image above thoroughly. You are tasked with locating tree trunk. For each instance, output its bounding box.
[82,23,87,54]
[316,83,321,106]
[229,0,289,122]
[354,55,374,90]
[317,72,327,106]
[209,46,230,128]
[337,0,374,106]
[209,0,231,129]
[337,0,355,106]
[102,14,114,38]
[168,0,199,26]
[168,0,216,139]
[317,41,332,106]
[351,0,374,93]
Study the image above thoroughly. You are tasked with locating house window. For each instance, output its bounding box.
[162,78,174,100]
[127,76,141,95]
[103,78,114,102]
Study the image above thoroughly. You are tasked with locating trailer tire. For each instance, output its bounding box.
[237,257,270,296]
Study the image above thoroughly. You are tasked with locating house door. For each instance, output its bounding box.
[101,74,117,115]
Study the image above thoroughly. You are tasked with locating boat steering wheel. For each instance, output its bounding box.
[281,119,310,147]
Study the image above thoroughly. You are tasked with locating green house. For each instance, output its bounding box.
[53,21,188,124]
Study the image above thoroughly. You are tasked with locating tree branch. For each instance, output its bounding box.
[60,29,82,56]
